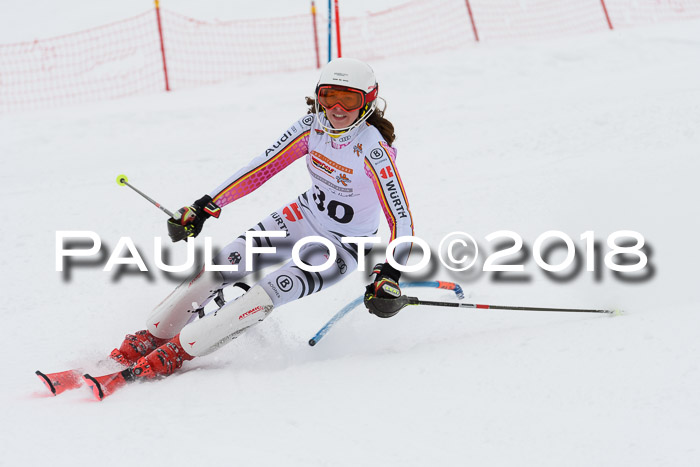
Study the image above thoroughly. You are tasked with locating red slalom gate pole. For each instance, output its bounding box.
[600,0,614,30]
[311,1,321,68]
[465,0,479,42]
[334,0,342,58]
[154,0,170,91]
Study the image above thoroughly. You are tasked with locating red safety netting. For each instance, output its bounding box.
[606,0,700,28]
[467,0,610,42]
[0,11,163,113]
[160,10,322,89]
[338,0,700,55]
[1,0,699,113]
[339,0,474,61]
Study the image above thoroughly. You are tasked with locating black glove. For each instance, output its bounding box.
[167,194,221,242]
[364,262,405,318]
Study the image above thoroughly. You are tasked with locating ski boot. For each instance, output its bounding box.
[132,334,194,379]
[110,330,169,366]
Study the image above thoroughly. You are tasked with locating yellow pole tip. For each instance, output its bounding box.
[116,174,128,186]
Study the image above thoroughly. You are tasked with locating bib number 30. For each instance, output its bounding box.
[312,185,354,224]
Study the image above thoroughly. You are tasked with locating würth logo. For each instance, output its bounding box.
[239,306,263,320]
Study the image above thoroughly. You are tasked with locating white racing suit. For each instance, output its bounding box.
[147,113,414,356]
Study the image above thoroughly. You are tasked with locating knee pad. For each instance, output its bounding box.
[146,267,225,339]
[178,284,274,357]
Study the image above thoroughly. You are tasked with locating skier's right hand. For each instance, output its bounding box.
[364,263,405,318]
[167,194,221,242]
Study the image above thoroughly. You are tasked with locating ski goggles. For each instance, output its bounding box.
[317,85,375,112]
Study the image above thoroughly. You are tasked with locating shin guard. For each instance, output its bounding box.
[146,267,225,340]
[178,285,274,357]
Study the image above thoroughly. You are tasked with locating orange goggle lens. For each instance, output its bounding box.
[317,86,365,112]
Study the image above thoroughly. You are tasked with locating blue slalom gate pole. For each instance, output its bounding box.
[308,281,465,346]
[327,0,332,62]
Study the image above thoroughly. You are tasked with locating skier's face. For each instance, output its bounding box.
[325,106,360,129]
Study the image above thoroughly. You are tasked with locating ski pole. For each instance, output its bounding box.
[116,174,178,220]
[308,281,465,346]
[399,296,621,315]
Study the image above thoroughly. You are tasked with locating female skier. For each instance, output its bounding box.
[112,58,415,380]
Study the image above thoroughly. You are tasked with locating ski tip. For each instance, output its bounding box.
[82,374,104,401]
[35,369,84,396]
[35,371,56,396]
[611,309,624,316]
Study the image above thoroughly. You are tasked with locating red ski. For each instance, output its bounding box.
[35,369,84,396]
[82,369,135,401]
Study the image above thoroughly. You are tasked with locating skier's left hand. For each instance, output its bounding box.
[167,194,221,242]
[364,263,404,318]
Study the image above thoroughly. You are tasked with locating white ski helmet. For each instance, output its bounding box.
[315,57,379,133]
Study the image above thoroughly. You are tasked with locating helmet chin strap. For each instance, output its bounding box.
[315,100,377,136]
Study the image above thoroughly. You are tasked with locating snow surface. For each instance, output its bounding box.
[2,2,700,466]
